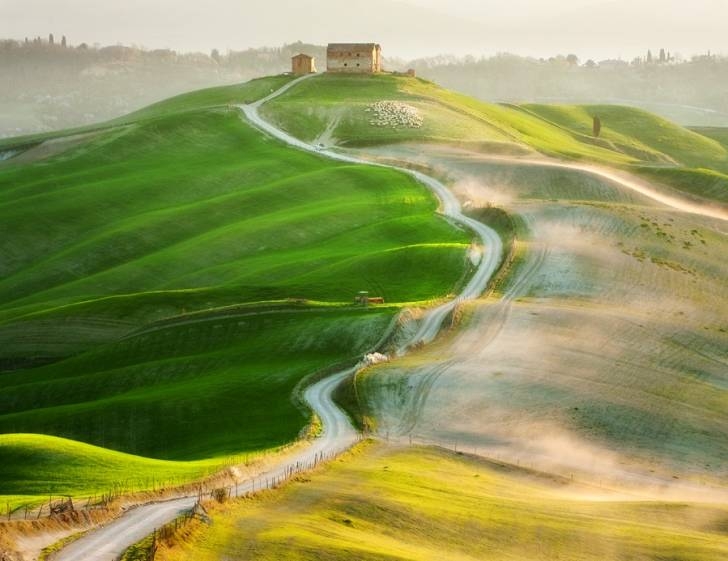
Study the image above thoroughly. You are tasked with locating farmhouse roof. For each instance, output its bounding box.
[327,43,381,52]
[292,53,313,60]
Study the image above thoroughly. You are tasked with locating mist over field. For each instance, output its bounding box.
[3,40,728,139]
[3,0,727,59]
[2,0,728,137]
[2,3,728,560]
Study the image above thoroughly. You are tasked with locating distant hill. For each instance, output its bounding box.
[0,40,324,138]
[3,37,728,141]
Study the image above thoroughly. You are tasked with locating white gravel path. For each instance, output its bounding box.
[52,75,504,561]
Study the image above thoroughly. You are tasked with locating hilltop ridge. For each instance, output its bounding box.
[261,73,728,203]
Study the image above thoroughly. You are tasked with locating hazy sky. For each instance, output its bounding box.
[3,0,726,60]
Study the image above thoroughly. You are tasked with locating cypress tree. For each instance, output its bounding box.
[593,116,602,138]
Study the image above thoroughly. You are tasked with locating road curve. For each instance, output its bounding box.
[53,75,503,561]
[241,75,504,352]
[468,154,728,222]
[54,365,359,561]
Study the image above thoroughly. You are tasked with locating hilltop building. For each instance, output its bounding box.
[291,53,316,75]
[327,43,382,74]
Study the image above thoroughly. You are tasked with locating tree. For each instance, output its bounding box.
[49,33,54,45]
[659,48,666,63]
[61,35,67,48]
[647,49,653,63]
[566,53,579,66]
[211,48,221,62]
[593,116,602,138]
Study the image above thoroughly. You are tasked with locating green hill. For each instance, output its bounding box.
[3,71,727,510]
[0,433,220,511]
[521,104,728,203]
[693,126,728,150]
[262,74,728,202]
[0,75,472,503]
[151,442,728,561]
[0,305,394,461]
[0,76,470,357]
[520,103,728,167]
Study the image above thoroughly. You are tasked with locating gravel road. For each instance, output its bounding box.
[53,75,503,561]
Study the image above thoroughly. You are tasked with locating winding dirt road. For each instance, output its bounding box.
[242,76,504,352]
[52,76,503,561]
[54,367,358,561]
[474,154,728,222]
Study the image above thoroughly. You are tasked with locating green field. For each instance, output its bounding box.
[151,442,728,561]
[3,70,727,516]
[263,74,728,202]
[693,126,728,149]
[521,104,728,203]
[262,74,633,161]
[0,75,472,504]
[350,142,728,487]
[0,434,221,511]
[0,306,395,460]
[520,103,728,168]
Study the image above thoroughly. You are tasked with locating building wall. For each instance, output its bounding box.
[327,45,382,74]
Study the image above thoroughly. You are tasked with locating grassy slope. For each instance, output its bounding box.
[261,74,516,149]
[0,307,394,460]
[522,104,728,203]
[0,76,295,152]
[521,103,728,168]
[355,150,728,481]
[0,76,471,502]
[262,74,635,163]
[0,434,220,510]
[263,74,728,202]
[693,126,728,149]
[0,106,467,336]
[153,443,728,561]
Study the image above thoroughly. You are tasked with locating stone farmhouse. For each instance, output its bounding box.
[326,43,382,74]
[291,53,316,75]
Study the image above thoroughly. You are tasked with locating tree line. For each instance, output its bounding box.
[2,37,727,138]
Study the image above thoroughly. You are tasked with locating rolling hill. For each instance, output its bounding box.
[252,73,728,485]
[0,75,472,505]
[0,433,220,512]
[262,73,728,202]
[150,442,728,561]
[2,70,727,527]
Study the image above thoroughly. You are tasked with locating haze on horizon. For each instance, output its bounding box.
[3,0,727,60]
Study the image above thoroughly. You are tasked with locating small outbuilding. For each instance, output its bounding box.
[354,291,385,306]
[291,53,316,75]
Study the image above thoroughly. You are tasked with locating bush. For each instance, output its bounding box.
[211,487,229,504]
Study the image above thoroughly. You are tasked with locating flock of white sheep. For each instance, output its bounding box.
[365,101,424,129]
